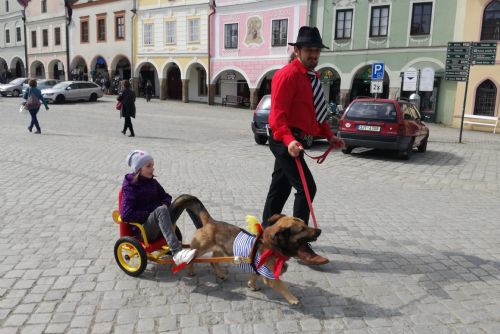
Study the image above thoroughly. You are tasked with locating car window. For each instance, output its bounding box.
[69,83,79,89]
[53,82,69,90]
[9,78,26,85]
[257,95,271,110]
[345,102,397,122]
[85,83,98,89]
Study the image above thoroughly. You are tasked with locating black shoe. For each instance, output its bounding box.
[28,127,32,132]
[128,134,135,137]
[121,130,126,135]
[34,130,41,134]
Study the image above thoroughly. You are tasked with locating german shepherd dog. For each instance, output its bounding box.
[169,194,322,304]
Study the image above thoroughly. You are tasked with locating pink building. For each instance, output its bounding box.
[209,0,308,108]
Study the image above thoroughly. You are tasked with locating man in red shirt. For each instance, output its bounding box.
[262,26,343,266]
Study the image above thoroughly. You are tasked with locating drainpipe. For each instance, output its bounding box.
[131,0,137,93]
[65,16,71,80]
[207,1,215,105]
[22,9,28,77]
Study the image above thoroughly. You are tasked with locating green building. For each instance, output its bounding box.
[311,0,461,124]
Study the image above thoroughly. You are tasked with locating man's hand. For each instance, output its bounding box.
[288,140,303,157]
[328,135,344,149]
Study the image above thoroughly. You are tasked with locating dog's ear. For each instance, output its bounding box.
[267,214,285,226]
[271,226,291,241]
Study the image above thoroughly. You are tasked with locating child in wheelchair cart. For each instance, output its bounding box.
[120,150,197,265]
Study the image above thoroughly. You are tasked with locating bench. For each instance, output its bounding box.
[463,114,499,134]
[222,95,245,107]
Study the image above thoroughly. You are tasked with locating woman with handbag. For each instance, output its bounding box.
[23,79,49,134]
[117,79,136,137]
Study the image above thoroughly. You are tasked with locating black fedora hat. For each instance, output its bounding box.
[288,26,329,49]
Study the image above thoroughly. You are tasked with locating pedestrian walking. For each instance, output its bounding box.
[120,150,197,265]
[145,80,153,102]
[117,80,136,137]
[261,26,344,266]
[23,79,49,134]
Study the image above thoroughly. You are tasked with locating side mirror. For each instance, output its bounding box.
[66,87,72,90]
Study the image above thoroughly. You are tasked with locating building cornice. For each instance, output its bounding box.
[0,11,24,22]
[72,0,121,9]
[26,16,66,26]
[323,46,448,56]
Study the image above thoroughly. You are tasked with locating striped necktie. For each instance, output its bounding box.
[307,70,328,123]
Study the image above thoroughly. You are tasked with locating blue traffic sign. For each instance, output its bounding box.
[372,63,385,80]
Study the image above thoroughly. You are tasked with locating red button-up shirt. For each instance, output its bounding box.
[269,58,334,147]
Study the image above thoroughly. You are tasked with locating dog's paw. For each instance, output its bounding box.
[215,271,228,281]
[247,281,261,291]
[287,297,300,305]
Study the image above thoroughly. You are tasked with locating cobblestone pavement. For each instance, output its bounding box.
[1,95,500,334]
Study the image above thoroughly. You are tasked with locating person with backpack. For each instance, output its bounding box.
[23,79,49,134]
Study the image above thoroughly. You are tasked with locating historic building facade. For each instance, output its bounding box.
[69,0,134,87]
[313,0,460,124]
[135,0,211,102]
[25,0,68,80]
[0,0,26,82]
[452,0,499,131]
[209,0,308,108]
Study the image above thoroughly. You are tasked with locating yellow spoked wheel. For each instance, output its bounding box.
[114,237,147,277]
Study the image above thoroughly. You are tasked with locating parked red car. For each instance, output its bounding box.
[338,98,429,159]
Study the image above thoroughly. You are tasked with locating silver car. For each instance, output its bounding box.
[0,78,29,97]
[42,81,103,103]
[22,79,60,95]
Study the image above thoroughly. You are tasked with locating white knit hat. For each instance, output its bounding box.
[126,150,153,173]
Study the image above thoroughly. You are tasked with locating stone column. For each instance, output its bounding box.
[182,79,189,103]
[208,83,215,105]
[249,88,258,109]
[131,77,139,96]
[339,89,350,108]
[160,78,167,100]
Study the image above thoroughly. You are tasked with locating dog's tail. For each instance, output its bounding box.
[169,194,213,229]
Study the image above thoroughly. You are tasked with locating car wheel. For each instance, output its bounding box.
[301,135,314,149]
[12,90,20,97]
[89,93,98,102]
[398,138,414,160]
[254,134,268,145]
[55,95,65,104]
[417,135,428,153]
[342,146,353,154]
[0,92,5,97]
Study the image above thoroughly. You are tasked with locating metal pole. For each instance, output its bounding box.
[458,45,472,144]
[22,9,28,77]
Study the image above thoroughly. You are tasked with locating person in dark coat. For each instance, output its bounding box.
[117,80,136,137]
[145,80,153,102]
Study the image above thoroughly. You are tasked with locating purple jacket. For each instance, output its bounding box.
[120,173,172,224]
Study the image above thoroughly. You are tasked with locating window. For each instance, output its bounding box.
[335,9,353,39]
[198,69,207,96]
[5,0,8,13]
[143,23,154,46]
[115,14,125,40]
[97,17,106,41]
[474,80,497,116]
[188,18,199,43]
[224,23,238,49]
[54,27,61,45]
[16,27,21,42]
[165,21,176,44]
[410,2,432,35]
[272,19,288,46]
[370,5,389,37]
[5,29,10,44]
[31,30,36,47]
[41,0,47,13]
[481,1,500,40]
[81,20,89,43]
[42,29,48,46]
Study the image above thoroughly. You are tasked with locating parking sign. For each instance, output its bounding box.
[372,63,385,80]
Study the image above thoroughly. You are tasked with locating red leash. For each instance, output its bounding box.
[295,145,335,229]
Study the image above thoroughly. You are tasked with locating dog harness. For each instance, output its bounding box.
[233,231,275,279]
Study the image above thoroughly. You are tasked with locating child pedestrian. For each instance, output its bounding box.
[120,150,197,265]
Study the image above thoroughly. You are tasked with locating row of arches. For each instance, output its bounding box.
[0,57,25,83]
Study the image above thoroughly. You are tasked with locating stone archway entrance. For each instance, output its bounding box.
[350,65,389,101]
[213,70,250,107]
[167,65,182,100]
[30,61,46,79]
[0,58,8,83]
[137,63,159,98]
[70,56,88,81]
[319,68,341,106]
[48,60,65,80]
[11,57,25,78]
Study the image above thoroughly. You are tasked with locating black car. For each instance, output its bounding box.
[251,94,341,148]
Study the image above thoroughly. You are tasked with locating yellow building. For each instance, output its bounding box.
[452,0,499,133]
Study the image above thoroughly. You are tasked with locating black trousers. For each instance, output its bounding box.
[262,135,316,227]
[123,116,134,135]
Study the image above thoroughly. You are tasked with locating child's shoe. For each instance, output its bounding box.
[173,249,197,265]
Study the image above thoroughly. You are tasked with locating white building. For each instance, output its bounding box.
[135,0,211,102]
[25,0,68,80]
[0,0,26,82]
[69,0,134,89]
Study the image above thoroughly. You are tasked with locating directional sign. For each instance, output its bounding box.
[371,63,385,80]
[403,67,418,91]
[471,42,497,65]
[445,42,471,81]
[370,80,383,94]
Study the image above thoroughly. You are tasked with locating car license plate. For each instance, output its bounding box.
[357,125,381,132]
